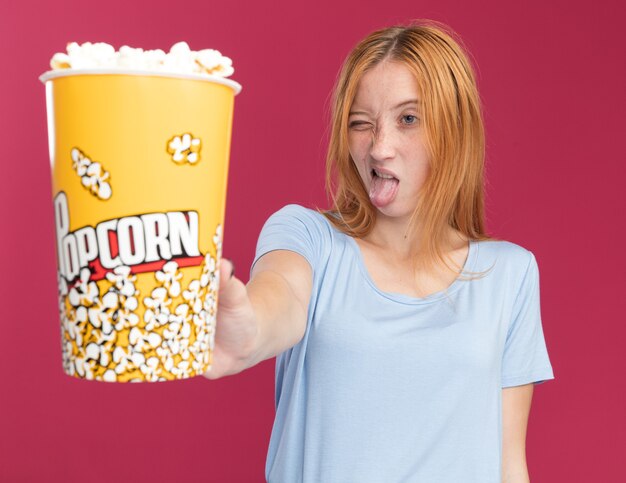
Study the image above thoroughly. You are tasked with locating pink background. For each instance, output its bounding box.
[1,0,624,481]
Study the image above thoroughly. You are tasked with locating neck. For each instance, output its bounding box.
[363,213,421,261]
[362,214,465,263]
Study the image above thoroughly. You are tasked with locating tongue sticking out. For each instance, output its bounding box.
[369,174,399,208]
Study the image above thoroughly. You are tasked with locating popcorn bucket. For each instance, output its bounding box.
[40,69,242,382]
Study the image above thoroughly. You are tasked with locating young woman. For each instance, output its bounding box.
[205,20,555,483]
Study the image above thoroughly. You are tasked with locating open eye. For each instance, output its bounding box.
[401,114,419,125]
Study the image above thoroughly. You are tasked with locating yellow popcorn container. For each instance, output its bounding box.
[40,69,242,382]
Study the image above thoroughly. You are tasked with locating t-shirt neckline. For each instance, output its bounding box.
[346,235,479,305]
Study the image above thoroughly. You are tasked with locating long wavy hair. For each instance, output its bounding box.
[317,19,497,280]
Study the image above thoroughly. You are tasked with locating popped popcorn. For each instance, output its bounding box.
[50,41,234,78]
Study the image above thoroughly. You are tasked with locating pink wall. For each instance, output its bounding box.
[1,0,624,481]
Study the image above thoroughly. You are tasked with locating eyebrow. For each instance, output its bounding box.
[349,99,420,116]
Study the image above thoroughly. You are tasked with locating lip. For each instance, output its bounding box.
[370,166,399,180]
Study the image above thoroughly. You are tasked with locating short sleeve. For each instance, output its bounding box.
[501,251,555,388]
[250,204,325,278]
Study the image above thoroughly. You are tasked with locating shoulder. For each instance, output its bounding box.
[271,203,327,222]
[478,239,534,261]
[253,204,332,275]
[257,203,335,258]
[266,204,334,235]
[475,239,538,282]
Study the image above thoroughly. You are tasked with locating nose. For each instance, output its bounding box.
[369,124,395,161]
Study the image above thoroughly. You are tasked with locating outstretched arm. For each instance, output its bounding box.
[203,250,312,379]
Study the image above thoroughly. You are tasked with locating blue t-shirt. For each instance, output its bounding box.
[250,204,555,483]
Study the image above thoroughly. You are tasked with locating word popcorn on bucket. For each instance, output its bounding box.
[41,41,242,382]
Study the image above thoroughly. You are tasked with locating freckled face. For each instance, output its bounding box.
[347,61,430,219]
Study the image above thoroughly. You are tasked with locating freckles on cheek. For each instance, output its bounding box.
[356,155,368,173]
[350,155,367,180]
[350,144,368,165]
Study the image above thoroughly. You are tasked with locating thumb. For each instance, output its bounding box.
[217,258,247,311]
[219,258,235,283]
